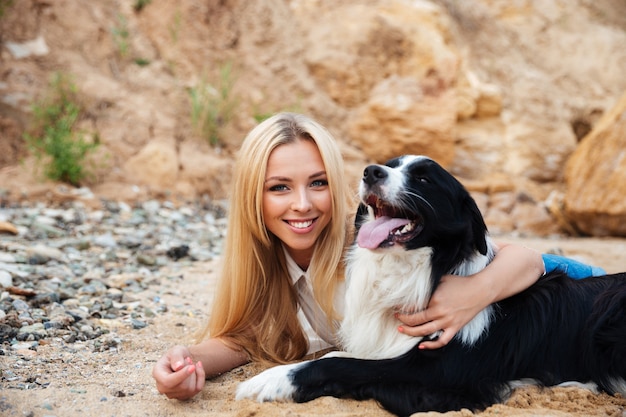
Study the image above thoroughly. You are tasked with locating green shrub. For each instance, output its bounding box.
[111,14,130,58]
[134,57,150,66]
[24,73,99,186]
[169,9,182,43]
[0,0,14,19]
[190,63,238,146]
[133,0,151,12]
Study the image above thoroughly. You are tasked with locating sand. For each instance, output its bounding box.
[1,235,626,417]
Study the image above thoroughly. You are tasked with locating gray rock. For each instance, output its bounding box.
[0,270,12,287]
[0,197,227,347]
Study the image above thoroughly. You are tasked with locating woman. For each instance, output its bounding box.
[152,112,598,400]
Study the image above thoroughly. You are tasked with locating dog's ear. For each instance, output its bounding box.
[463,194,488,255]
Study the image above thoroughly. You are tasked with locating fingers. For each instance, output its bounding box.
[397,320,441,338]
[395,310,428,327]
[418,330,454,350]
[396,310,460,350]
[153,355,205,400]
[172,362,201,399]
[180,362,205,399]
[194,361,206,392]
[156,361,194,389]
[152,354,177,381]
[169,346,192,371]
[397,320,454,349]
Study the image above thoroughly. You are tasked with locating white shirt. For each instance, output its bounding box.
[283,246,345,354]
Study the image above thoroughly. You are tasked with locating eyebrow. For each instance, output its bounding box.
[264,170,327,183]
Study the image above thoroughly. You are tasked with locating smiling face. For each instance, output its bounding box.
[262,138,332,270]
[356,155,488,256]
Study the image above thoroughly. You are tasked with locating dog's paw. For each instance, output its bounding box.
[320,350,350,359]
[236,362,306,402]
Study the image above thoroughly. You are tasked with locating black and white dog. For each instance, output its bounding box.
[237,155,626,416]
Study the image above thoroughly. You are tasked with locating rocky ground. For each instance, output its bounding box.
[1,196,626,417]
[0,195,228,349]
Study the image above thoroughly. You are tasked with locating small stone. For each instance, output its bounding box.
[0,270,12,287]
[31,221,65,238]
[166,245,189,260]
[11,341,37,351]
[27,245,67,263]
[130,318,147,329]
[27,253,50,265]
[0,252,17,262]
[0,323,17,342]
[137,253,156,266]
[93,233,117,248]
[32,292,61,307]
[0,220,19,235]
[12,299,30,312]
[17,323,47,340]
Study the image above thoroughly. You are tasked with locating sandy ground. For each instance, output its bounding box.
[1,235,626,417]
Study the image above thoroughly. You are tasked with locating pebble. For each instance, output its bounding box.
[0,197,228,353]
[0,270,12,287]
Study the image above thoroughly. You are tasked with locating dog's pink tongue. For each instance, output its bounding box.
[357,216,411,249]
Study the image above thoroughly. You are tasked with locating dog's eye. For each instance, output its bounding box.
[418,177,429,183]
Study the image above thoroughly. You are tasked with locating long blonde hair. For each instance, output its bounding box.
[198,113,353,363]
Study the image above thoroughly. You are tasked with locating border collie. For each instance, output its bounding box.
[237,155,626,416]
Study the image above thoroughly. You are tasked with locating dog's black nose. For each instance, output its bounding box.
[363,164,388,186]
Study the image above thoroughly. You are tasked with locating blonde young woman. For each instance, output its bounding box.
[152,113,563,400]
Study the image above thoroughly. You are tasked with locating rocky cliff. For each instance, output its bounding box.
[1,0,625,236]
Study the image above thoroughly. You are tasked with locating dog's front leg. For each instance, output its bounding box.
[236,361,308,402]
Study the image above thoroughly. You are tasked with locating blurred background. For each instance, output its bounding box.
[1,0,625,237]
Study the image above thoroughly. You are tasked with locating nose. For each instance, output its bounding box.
[363,164,388,186]
[291,187,313,212]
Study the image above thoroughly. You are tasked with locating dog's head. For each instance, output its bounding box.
[355,155,488,276]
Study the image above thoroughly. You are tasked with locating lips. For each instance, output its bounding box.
[286,219,315,229]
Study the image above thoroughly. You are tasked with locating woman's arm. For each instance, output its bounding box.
[396,242,544,349]
[189,338,250,378]
[152,337,249,400]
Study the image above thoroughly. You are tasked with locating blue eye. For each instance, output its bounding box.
[311,179,329,187]
[269,184,289,192]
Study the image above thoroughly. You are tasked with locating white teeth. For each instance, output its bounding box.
[290,220,313,229]
[367,205,375,219]
[395,222,415,235]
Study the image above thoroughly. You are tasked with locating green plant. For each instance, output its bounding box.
[0,0,13,19]
[24,73,99,186]
[133,0,151,12]
[169,9,182,43]
[134,57,150,66]
[111,14,130,58]
[190,63,238,146]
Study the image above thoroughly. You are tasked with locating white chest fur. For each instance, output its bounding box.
[340,244,495,359]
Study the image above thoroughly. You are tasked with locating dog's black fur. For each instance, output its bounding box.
[237,156,626,416]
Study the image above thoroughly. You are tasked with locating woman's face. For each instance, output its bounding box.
[263,139,332,270]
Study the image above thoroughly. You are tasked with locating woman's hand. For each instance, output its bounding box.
[395,242,544,349]
[152,345,206,400]
[396,274,490,349]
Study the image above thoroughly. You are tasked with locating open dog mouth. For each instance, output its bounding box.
[357,195,424,249]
